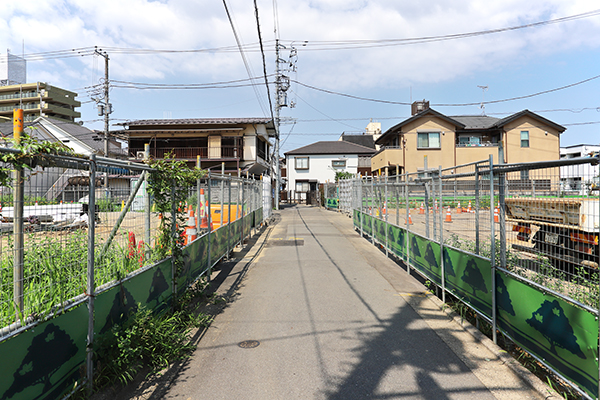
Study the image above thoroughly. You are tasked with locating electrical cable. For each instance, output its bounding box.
[222,0,269,116]
[253,0,276,133]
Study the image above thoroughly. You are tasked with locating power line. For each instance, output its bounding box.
[291,89,362,130]
[284,8,600,51]
[292,72,600,107]
[221,0,269,116]
[5,8,598,64]
[253,0,276,127]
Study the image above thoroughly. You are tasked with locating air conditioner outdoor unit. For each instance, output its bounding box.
[136,151,145,160]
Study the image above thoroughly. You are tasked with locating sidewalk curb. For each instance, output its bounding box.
[424,293,562,400]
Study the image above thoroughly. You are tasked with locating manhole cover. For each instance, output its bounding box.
[238,340,260,349]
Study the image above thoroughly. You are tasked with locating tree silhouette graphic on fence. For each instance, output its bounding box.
[1,323,78,400]
[424,243,439,270]
[496,274,515,316]
[526,300,585,359]
[410,236,421,258]
[461,259,488,296]
[100,285,138,334]
[442,248,456,277]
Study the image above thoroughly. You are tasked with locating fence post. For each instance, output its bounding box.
[171,181,178,298]
[228,176,232,259]
[370,177,374,244]
[12,109,24,320]
[438,166,446,303]
[489,154,497,345]
[196,156,201,235]
[220,163,224,228]
[475,164,480,255]
[207,171,212,282]
[359,178,364,238]
[498,150,507,269]
[405,173,410,275]
[241,179,245,247]
[86,154,96,395]
[144,144,151,259]
[424,181,430,239]
[385,175,388,257]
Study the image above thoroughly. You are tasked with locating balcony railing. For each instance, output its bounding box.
[129,146,242,160]
[456,142,498,148]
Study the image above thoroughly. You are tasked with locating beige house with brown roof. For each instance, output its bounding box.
[372,103,565,176]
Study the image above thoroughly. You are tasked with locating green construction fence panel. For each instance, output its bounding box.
[496,270,598,399]
[442,246,493,319]
[95,258,174,337]
[408,232,442,286]
[387,223,407,261]
[0,304,88,400]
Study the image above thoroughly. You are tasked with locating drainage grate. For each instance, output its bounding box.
[238,340,260,349]
[267,239,304,247]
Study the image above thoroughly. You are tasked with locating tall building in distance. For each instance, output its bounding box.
[0,51,26,86]
[0,82,81,123]
[0,51,81,122]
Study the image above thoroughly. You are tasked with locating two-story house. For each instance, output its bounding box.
[285,141,376,201]
[119,118,275,176]
[372,102,565,176]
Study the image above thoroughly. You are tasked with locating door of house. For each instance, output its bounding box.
[208,136,221,159]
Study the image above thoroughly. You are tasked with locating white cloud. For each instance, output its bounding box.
[0,0,599,93]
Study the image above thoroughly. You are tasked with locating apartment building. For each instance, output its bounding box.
[0,82,81,123]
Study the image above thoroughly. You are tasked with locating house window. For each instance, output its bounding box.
[332,159,346,168]
[417,132,440,149]
[520,170,529,180]
[295,181,310,192]
[295,157,309,170]
[520,131,529,148]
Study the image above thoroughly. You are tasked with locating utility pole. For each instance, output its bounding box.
[93,47,112,188]
[274,40,281,211]
[274,40,297,210]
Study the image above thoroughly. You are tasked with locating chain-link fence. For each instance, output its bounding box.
[344,153,600,399]
[0,146,266,399]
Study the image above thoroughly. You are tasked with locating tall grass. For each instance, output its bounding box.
[0,230,153,327]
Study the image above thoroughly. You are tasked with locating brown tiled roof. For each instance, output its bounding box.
[119,118,273,126]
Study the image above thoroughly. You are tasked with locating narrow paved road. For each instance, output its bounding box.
[161,204,546,400]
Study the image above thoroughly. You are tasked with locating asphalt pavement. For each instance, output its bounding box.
[153,204,555,400]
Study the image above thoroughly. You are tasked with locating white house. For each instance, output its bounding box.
[285,141,375,201]
[560,144,599,194]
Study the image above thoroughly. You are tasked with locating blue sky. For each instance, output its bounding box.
[1,0,599,155]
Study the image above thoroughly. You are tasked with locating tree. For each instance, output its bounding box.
[335,171,353,182]
[526,300,585,358]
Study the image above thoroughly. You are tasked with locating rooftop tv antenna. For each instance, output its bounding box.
[477,85,488,115]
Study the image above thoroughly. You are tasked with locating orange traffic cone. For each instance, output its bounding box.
[199,189,208,229]
[467,201,472,213]
[494,203,499,223]
[383,201,387,215]
[185,209,198,244]
[445,207,452,223]
[419,202,425,214]
[407,210,413,225]
[456,201,462,214]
